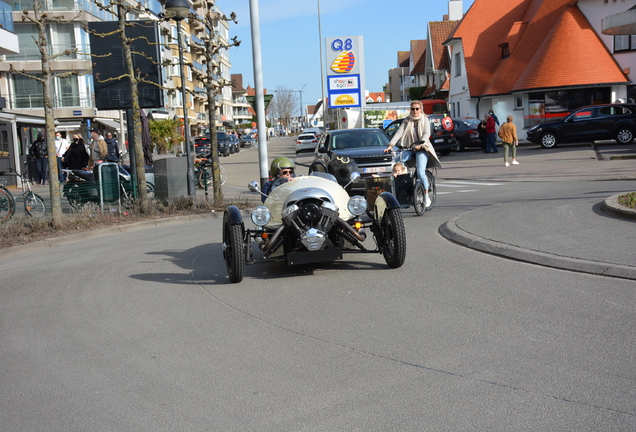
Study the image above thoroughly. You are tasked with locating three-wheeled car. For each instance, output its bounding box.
[222,172,407,283]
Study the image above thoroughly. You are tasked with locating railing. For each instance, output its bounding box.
[192,61,207,73]
[11,0,107,19]
[196,112,207,120]
[0,0,14,32]
[6,43,91,61]
[10,93,92,109]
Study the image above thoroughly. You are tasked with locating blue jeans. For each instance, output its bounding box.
[400,150,429,190]
[57,157,66,182]
[486,132,497,152]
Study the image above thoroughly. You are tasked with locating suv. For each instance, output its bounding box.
[310,128,393,190]
[526,103,636,148]
[216,132,230,157]
[383,114,456,155]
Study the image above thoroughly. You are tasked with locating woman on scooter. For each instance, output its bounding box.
[384,100,441,208]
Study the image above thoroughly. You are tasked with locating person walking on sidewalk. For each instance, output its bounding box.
[54,131,70,182]
[30,133,48,185]
[485,114,498,153]
[498,115,519,167]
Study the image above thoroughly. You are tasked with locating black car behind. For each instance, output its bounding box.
[453,117,483,151]
[526,103,636,148]
[383,114,456,155]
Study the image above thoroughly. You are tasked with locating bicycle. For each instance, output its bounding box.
[194,156,227,189]
[391,148,437,215]
[0,163,47,223]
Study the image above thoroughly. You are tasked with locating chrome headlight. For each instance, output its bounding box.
[347,195,367,216]
[251,206,271,226]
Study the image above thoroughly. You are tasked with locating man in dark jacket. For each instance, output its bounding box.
[30,133,48,185]
[105,132,120,162]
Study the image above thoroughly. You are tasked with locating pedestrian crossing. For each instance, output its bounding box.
[436,180,504,194]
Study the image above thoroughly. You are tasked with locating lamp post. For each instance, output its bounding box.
[316,0,328,129]
[166,0,195,196]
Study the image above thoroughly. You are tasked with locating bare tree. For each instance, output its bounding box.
[269,87,298,132]
[8,0,85,225]
[189,2,240,206]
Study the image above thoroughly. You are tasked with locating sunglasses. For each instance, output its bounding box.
[279,169,293,175]
[410,107,421,111]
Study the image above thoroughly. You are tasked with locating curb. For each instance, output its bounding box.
[0,210,252,261]
[603,193,636,221]
[439,216,636,281]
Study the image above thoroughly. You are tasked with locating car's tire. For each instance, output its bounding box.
[223,148,230,157]
[616,127,634,144]
[540,131,558,148]
[454,141,464,152]
[413,182,426,216]
[381,207,406,268]
[425,170,436,211]
[223,220,245,283]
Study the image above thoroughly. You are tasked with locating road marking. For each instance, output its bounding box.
[440,181,504,186]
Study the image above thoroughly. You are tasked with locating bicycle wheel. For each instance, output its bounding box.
[24,193,46,218]
[425,170,436,211]
[0,187,15,223]
[220,166,227,185]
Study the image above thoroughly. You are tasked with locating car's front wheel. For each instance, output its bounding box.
[540,131,558,148]
[616,127,634,144]
[381,207,406,268]
[223,219,245,283]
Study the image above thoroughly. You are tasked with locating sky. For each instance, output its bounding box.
[214,0,476,114]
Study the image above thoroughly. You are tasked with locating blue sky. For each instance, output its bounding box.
[214,0,476,112]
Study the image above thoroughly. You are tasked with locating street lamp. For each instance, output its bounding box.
[166,0,195,196]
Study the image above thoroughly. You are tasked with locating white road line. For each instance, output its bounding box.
[439,181,504,186]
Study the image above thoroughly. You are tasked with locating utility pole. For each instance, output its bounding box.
[298,84,306,128]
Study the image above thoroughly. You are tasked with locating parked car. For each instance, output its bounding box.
[227,134,240,154]
[453,117,483,151]
[526,103,636,148]
[295,133,319,154]
[309,128,393,190]
[242,133,255,147]
[194,135,210,153]
[383,114,456,155]
[216,132,230,157]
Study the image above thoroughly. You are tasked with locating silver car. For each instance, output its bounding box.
[295,133,319,154]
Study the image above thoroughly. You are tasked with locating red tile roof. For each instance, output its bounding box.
[450,0,627,97]
[428,21,458,71]
[398,51,410,68]
[366,92,387,103]
[410,40,427,74]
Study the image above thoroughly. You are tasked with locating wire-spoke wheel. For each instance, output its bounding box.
[24,193,46,218]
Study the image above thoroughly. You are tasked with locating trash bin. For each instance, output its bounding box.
[155,157,187,199]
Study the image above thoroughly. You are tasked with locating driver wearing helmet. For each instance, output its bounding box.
[261,156,296,202]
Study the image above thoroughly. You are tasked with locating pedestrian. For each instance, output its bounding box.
[488,109,500,126]
[478,115,488,152]
[89,129,108,167]
[485,113,498,153]
[104,132,120,162]
[62,132,90,170]
[54,131,70,182]
[384,100,442,208]
[498,115,519,167]
[30,133,48,185]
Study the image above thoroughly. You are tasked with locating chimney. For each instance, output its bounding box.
[448,0,463,21]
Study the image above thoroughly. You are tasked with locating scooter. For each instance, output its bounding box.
[62,163,154,209]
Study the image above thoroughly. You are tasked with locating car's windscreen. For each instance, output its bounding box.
[217,133,226,139]
[331,132,389,149]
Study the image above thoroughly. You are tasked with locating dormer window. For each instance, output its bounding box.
[500,42,510,59]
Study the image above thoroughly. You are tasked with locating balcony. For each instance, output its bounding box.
[5,43,91,62]
[10,93,92,109]
[11,0,107,19]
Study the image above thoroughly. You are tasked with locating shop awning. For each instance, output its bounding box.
[94,118,122,130]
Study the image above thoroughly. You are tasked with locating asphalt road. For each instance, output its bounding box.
[1,138,635,430]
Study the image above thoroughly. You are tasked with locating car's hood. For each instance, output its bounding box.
[264,176,354,225]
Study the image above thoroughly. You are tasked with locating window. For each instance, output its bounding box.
[454,52,461,76]
[614,35,636,52]
[12,73,43,108]
[500,42,510,58]
[515,96,523,109]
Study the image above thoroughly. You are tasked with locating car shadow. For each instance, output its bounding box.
[130,242,390,286]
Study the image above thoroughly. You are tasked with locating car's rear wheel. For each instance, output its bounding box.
[616,127,634,144]
[540,131,558,148]
[381,207,406,268]
[454,141,464,152]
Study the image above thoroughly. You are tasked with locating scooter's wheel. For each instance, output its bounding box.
[413,182,426,216]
